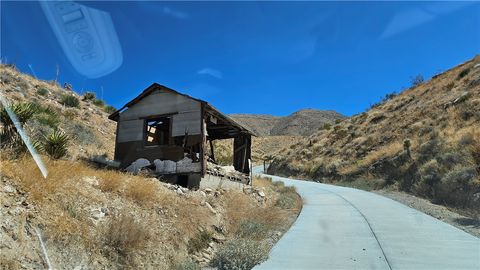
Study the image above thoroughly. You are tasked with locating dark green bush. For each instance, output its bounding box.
[174,260,201,270]
[457,68,470,80]
[60,95,80,107]
[411,74,424,87]
[416,160,441,198]
[436,167,477,207]
[187,230,212,254]
[416,139,442,163]
[104,105,117,114]
[211,238,268,270]
[43,129,69,159]
[93,99,105,107]
[82,91,96,101]
[237,220,269,240]
[36,88,48,96]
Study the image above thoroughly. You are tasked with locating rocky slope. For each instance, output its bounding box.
[230,109,345,136]
[269,56,480,215]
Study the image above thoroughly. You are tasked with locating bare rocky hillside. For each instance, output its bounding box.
[269,56,480,216]
[230,109,345,136]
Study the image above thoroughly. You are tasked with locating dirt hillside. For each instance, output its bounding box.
[269,55,480,216]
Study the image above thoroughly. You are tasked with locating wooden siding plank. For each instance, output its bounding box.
[120,90,201,121]
[117,119,144,142]
[172,111,201,136]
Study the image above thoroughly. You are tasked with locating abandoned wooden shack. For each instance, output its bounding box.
[108,83,254,188]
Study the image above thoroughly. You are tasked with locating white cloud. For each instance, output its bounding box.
[162,6,189,20]
[197,68,223,79]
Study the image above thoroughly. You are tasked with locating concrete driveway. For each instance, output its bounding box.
[253,171,480,270]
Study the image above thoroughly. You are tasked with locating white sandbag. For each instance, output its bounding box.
[154,159,165,173]
[125,158,151,173]
[163,160,176,174]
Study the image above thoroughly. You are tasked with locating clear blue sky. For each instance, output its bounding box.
[2,1,479,116]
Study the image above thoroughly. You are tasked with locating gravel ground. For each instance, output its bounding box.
[375,190,480,238]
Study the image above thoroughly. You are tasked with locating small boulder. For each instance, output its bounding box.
[3,185,15,193]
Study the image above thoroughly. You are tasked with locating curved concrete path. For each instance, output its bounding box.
[254,171,480,270]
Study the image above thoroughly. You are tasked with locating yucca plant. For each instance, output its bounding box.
[43,129,69,159]
[0,102,38,148]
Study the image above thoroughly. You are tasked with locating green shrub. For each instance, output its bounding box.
[43,129,69,159]
[416,139,442,163]
[457,68,470,80]
[436,166,477,207]
[65,122,96,145]
[36,88,48,96]
[411,74,424,87]
[64,109,78,120]
[35,113,60,128]
[275,186,298,209]
[60,95,80,107]
[322,123,332,130]
[93,99,105,107]
[104,105,117,114]
[211,238,268,270]
[237,220,269,240]
[82,91,96,101]
[174,260,201,270]
[416,160,442,197]
[187,230,212,254]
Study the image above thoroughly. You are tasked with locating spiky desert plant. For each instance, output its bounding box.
[0,102,38,148]
[43,129,69,159]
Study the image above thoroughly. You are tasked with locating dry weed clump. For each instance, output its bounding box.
[211,238,269,270]
[97,170,124,193]
[124,178,158,206]
[104,214,149,257]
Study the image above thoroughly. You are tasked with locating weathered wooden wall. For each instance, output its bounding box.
[118,89,201,143]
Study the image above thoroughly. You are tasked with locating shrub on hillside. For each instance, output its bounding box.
[275,185,298,209]
[416,139,442,163]
[436,166,478,207]
[105,214,149,257]
[93,99,105,107]
[187,230,212,253]
[411,74,424,87]
[457,68,471,80]
[82,91,96,101]
[43,129,69,159]
[36,87,48,96]
[174,260,201,270]
[237,220,269,240]
[104,105,117,114]
[60,94,80,107]
[210,238,268,270]
[416,160,441,198]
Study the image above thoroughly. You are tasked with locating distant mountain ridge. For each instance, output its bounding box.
[230,109,346,136]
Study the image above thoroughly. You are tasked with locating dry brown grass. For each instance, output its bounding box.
[98,170,124,193]
[104,213,150,257]
[361,141,403,166]
[252,176,273,189]
[123,178,158,206]
[223,190,292,236]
